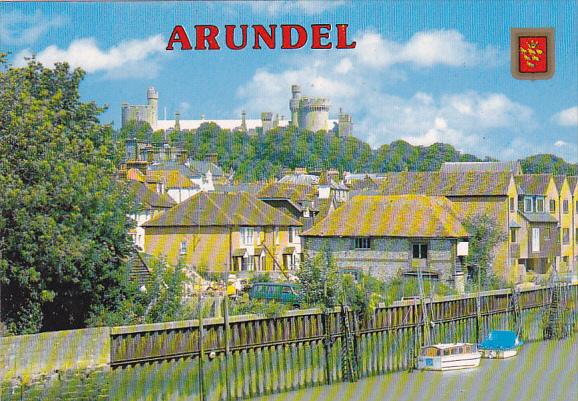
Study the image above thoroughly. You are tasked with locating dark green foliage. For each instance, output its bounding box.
[0,59,135,333]
[463,215,508,288]
[141,123,575,181]
[381,276,456,305]
[296,250,341,308]
[521,154,578,175]
[87,258,194,326]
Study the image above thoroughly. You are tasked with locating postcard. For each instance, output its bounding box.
[0,1,576,401]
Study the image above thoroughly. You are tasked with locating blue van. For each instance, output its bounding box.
[248,283,302,308]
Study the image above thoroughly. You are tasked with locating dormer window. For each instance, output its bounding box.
[524,197,533,213]
[536,197,544,212]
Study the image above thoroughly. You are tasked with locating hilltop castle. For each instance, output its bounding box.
[121,85,352,137]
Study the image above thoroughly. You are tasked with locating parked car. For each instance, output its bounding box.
[248,283,302,308]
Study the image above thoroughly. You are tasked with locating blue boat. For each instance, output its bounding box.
[478,330,524,359]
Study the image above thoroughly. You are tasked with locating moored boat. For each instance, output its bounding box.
[478,330,523,359]
[417,343,481,371]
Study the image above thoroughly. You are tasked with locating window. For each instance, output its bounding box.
[563,200,569,214]
[524,197,533,213]
[246,256,254,271]
[532,228,540,253]
[240,227,254,245]
[354,237,371,249]
[289,227,299,243]
[549,199,556,213]
[576,228,578,244]
[180,241,187,255]
[509,197,515,212]
[536,197,544,212]
[563,228,569,244]
[413,243,428,259]
[274,227,280,245]
[510,228,517,243]
[544,228,550,240]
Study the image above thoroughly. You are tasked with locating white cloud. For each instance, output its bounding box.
[552,106,578,127]
[235,29,531,159]
[0,10,65,46]
[355,30,500,69]
[14,35,165,78]
[554,140,569,147]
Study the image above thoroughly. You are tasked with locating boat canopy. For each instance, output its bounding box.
[479,330,523,350]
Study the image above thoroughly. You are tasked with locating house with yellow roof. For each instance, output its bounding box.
[142,192,302,276]
[553,176,573,272]
[566,176,578,273]
[301,195,470,289]
[127,180,176,250]
[514,174,560,275]
[379,171,519,281]
[145,169,200,203]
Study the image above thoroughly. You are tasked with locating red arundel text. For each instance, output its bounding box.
[166,24,356,51]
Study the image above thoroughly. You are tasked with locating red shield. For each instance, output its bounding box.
[518,36,548,73]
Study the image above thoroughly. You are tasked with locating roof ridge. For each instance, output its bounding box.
[204,192,234,225]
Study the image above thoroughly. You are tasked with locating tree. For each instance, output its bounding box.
[462,215,507,287]
[297,247,341,308]
[0,58,136,334]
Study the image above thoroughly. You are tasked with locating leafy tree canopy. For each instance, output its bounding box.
[141,123,575,182]
[0,58,136,334]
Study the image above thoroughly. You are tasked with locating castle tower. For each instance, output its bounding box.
[338,108,353,137]
[146,87,159,129]
[299,97,330,132]
[240,110,247,132]
[174,111,180,132]
[289,85,301,127]
[261,112,273,134]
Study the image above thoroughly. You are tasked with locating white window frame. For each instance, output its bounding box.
[524,197,533,213]
[274,226,280,245]
[180,240,187,255]
[535,197,545,213]
[532,228,540,253]
[240,227,254,245]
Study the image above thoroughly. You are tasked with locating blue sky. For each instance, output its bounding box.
[1,1,577,162]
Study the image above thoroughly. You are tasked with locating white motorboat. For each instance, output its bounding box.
[417,343,482,371]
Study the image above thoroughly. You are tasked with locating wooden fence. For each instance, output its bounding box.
[109,284,577,401]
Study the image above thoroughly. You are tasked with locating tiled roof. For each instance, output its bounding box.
[279,174,319,185]
[127,181,176,209]
[213,183,264,194]
[347,174,380,191]
[514,174,553,195]
[257,183,317,203]
[143,192,302,227]
[303,195,468,238]
[127,168,146,183]
[380,172,513,196]
[553,175,567,192]
[567,176,578,193]
[146,170,199,189]
[440,161,522,174]
[519,212,558,223]
[148,162,199,178]
[187,160,225,177]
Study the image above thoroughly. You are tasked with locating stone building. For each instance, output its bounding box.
[301,195,469,287]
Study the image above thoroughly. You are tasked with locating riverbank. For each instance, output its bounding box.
[250,337,578,401]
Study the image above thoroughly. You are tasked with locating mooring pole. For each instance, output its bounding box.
[322,309,332,385]
[198,285,206,401]
[223,248,232,401]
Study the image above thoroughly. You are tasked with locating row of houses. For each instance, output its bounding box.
[125,158,578,289]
